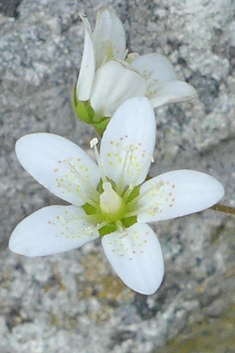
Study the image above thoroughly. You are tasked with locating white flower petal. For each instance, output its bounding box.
[130,53,197,106]
[100,97,156,189]
[76,13,95,101]
[16,133,100,206]
[150,81,198,108]
[131,53,177,86]
[93,7,126,68]
[9,205,99,257]
[137,170,225,222]
[102,223,164,295]
[90,60,146,117]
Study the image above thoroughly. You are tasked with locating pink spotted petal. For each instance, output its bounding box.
[100,97,156,191]
[102,223,164,295]
[16,133,100,206]
[137,170,224,222]
[9,205,99,257]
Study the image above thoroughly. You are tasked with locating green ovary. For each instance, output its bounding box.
[99,182,126,221]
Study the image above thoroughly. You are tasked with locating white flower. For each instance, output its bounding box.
[75,7,197,119]
[9,97,224,295]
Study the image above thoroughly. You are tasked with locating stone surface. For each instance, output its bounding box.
[0,0,235,352]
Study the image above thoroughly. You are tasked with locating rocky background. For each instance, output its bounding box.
[0,0,235,352]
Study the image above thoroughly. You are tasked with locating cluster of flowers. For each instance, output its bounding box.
[9,8,224,295]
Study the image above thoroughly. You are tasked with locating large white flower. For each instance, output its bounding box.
[9,97,224,295]
[75,7,197,120]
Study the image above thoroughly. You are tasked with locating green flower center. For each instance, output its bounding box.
[82,180,140,237]
[99,182,125,221]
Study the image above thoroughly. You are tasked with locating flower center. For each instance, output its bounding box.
[82,137,154,236]
[99,182,125,221]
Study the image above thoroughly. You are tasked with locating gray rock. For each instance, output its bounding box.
[1,0,235,352]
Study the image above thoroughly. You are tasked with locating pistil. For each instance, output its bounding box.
[100,182,125,220]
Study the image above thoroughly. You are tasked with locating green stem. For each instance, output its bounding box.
[210,204,235,216]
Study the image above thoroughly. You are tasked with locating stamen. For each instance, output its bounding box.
[122,183,134,202]
[90,137,107,184]
[90,138,98,148]
[123,205,159,219]
[68,161,100,202]
[139,180,165,199]
[56,214,110,237]
[122,154,154,201]
[84,226,95,235]
[95,220,110,231]
[56,215,98,237]
[126,179,165,209]
[56,159,100,208]
[116,220,126,234]
[56,176,87,203]
[116,144,135,194]
[58,213,94,224]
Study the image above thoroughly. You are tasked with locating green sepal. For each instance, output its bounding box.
[98,215,137,238]
[82,203,99,216]
[99,222,117,237]
[73,86,94,124]
[125,184,141,203]
[93,117,110,136]
[122,216,137,228]
[73,86,110,136]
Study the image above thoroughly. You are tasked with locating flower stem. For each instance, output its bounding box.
[210,203,235,216]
